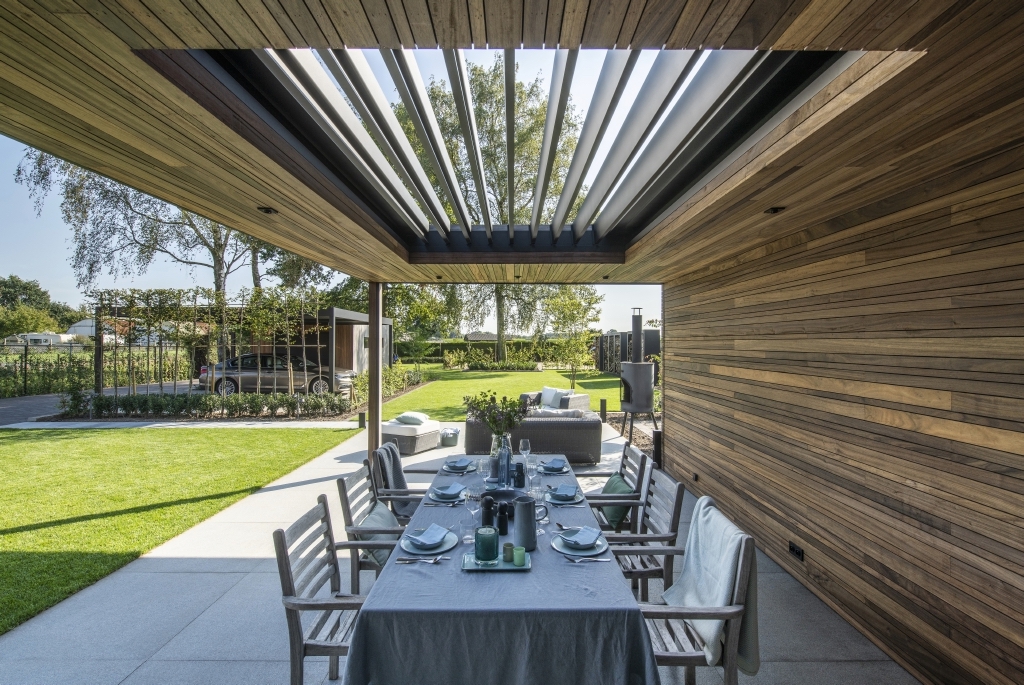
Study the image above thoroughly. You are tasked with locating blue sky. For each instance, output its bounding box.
[0,49,661,332]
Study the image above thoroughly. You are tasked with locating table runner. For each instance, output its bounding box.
[342,455,660,685]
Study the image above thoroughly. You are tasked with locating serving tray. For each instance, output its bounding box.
[461,553,532,571]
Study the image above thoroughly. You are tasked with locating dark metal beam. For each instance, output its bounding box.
[444,49,493,238]
[530,49,577,241]
[382,49,473,239]
[551,49,639,241]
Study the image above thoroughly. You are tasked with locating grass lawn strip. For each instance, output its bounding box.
[0,427,356,635]
[383,368,622,421]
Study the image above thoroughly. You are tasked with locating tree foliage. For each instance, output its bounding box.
[543,285,603,388]
[15,149,331,293]
[0,305,61,338]
[0,275,89,330]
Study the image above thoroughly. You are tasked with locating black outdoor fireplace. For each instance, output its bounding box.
[619,308,658,443]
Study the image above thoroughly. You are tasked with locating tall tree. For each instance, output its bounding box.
[543,285,603,388]
[393,54,584,355]
[15,149,331,293]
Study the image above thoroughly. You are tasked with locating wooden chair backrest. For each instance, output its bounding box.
[639,466,685,539]
[620,443,649,493]
[337,462,376,529]
[367,441,400,494]
[272,495,341,647]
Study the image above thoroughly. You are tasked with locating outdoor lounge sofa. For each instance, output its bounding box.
[465,391,602,464]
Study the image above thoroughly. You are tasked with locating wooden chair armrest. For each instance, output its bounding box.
[336,540,398,550]
[577,470,616,478]
[378,483,425,493]
[587,492,641,501]
[607,537,682,546]
[344,526,406,535]
[640,604,744,620]
[282,596,365,611]
[586,499,643,508]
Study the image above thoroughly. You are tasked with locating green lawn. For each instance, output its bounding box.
[0,427,355,635]
[384,368,622,421]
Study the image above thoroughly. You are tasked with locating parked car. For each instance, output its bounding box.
[198,354,355,396]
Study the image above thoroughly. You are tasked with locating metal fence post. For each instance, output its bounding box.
[652,429,663,469]
[94,303,104,394]
[600,398,607,423]
[23,342,28,396]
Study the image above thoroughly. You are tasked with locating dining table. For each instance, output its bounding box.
[342,454,661,685]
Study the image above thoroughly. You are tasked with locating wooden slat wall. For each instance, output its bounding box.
[661,122,1024,685]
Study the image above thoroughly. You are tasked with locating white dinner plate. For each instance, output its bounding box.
[545,491,585,505]
[399,531,459,555]
[550,535,609,557]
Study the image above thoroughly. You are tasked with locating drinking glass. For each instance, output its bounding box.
[529,476,548,533]
[460,517,476,545]
[466,484,484,522]
[519,439,531,459]
[525,455,538,480]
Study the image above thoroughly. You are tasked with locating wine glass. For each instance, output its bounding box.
[466,484,483,522]
[529,476,547,534]
[519,439,531,460]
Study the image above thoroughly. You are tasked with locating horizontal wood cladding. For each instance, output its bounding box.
[662,191,1024,682]
[53,0,967,50]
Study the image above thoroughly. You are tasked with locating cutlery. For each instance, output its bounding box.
[396,556,450,564]
[563,555,611,563]
[551,504,585,508]
[423,502,462,507]
[556,523,582,532]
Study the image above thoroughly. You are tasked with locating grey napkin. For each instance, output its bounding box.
[561,526,601,548]
[433,483,466,499]
[541,458,566,472]
[407,523,448,548]
[445,457,471,470]
[551,484,578,500]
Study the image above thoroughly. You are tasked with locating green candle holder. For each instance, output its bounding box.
[474,526,499,566]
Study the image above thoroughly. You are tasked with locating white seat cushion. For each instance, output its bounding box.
[382,419,441,436]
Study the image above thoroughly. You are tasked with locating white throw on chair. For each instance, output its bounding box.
[638,495,759,685]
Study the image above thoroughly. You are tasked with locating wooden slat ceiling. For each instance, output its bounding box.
[0,0,998,285]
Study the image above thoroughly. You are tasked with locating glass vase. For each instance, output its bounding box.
[491,433,513,489]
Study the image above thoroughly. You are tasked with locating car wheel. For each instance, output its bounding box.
[308,377,331,395]
[216,378,238,396]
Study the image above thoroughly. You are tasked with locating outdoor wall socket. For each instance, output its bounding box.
[692,473,699,482]
[789,542,805,562]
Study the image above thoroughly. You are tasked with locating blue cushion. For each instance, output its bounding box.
[600,473,633,528]
[357,501,400,566]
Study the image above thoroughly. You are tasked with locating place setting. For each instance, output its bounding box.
[396,522,459,563]
[423,482,467,506]
[545,483,585,507]
[440,456,477,475]
[537,456,571,475]
[550,524,611,562]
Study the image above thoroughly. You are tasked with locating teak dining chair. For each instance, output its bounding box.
[336,462,410,593]
[367,442,427,523]
[585,443,651,532]
[602,465,686,600]
[273,495,364,685]
[637,536,756,685]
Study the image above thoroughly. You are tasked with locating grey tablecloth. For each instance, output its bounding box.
[343,456,660,685]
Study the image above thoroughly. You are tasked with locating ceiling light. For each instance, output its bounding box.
[257,206,278,214]
[764,206,786,214]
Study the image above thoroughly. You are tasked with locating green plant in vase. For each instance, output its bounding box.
[464,391,528,488]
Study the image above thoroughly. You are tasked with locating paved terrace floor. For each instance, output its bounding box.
[0,424,920,684]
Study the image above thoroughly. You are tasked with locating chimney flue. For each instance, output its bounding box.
[631,308,643,363]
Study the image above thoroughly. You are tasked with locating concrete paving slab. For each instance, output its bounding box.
[0,658,141,685]
[120,659,328,685]
[0,571,245,661]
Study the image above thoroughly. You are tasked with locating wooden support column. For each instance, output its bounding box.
[367,281,382,453]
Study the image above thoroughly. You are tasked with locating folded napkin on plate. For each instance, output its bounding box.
[407,523,449,548]
[562,526,601,548]
[445,457,471,470]
[433,483,466,499]
[550,484,578,500]
[541,457,566,471]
